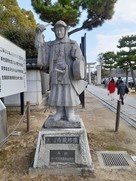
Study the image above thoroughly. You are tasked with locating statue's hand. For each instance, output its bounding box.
[35,22,52,33]
[55,62,66,73]
[35,24,46,33]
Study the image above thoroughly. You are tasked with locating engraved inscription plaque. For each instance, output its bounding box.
[45,137,79,144]
[50,150,75,163]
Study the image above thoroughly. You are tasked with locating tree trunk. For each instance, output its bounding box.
[68,26,84,36]
[125,69,128,84]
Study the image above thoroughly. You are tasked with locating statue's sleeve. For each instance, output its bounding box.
[35,43,49,72]
[35,30,44,49]
[35,29,49,71]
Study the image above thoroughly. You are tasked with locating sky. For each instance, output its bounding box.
[16,0,136,64]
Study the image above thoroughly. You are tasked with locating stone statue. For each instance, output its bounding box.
[35,20,86,123]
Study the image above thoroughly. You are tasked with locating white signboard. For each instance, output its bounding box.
[0,36,27,97]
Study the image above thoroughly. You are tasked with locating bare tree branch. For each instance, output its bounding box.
[68,18,99,36]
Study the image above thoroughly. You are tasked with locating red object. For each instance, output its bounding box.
[108,82,116,94]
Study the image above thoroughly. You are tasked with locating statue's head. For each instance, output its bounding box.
[52,20,69,40]
[54,20,68,29]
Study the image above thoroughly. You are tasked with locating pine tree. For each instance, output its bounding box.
[117,35,136,91]
[31,0,117,35]
[102,51,117,76]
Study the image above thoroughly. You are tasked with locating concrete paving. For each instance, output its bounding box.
[87,84,136,126]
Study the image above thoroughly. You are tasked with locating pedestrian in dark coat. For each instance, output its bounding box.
[108,78,116,100]
[116,77,122,89]
[117,80,129,105]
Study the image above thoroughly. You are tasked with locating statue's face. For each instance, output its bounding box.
[55,26,66,39]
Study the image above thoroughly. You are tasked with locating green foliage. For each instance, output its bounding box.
[31,0,80,26]
[102,51,117,71]
[0,0,37,58]
[31,0,117,34]
[117,35,136,49]
[82,0,116,30]
[0,0,36,33]
[117,35,136,70]
[3,28,37,59]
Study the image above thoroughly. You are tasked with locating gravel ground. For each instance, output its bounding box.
[0,91,136,181]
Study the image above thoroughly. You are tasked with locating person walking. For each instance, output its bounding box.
[108,78,116,100]
[116,77,122,89]
[117,80,129,105]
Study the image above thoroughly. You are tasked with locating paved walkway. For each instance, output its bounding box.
[87,84,136,124]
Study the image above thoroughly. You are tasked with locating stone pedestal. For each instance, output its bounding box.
[29,119,94,176]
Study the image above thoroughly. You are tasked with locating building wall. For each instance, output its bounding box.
[25,70,42,105]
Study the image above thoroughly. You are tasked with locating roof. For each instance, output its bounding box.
[26,58,40,70]
[26,58,49,73]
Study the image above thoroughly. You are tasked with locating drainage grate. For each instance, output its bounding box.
[101,153,129,166]
[97,151,134,169]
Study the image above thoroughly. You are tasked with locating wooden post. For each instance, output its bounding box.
[79,91,85,108]
[115,100,121,132]
[20,92,24,115]
[26,101,30,132]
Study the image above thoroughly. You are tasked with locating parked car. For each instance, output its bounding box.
[101,78,110,87]
[122,77,132,83]
[128,78,136,88]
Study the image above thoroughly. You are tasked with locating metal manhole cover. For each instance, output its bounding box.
[101,153,129,166]
[97,151,134,169]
